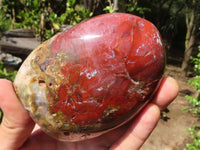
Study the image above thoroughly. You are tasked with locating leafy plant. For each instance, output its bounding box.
[58,0,92,26]
[0,4,12,37]
[185,126,200,149]
[0,61,17,81]
[183,39,200,150]
[126,0,151,15]
[183,48,200,116]
[1,0,92,41]
[0,61,17,124]
[103,5,115,13]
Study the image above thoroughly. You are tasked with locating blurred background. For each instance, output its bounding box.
[0,0,199,149]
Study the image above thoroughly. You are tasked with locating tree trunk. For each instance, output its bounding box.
[88,0,93,12]
[40,2,46,40]
[93,0,106,16]
[181,1,196,74]
[83,0,87,8]
[113,0,119,12]
[181,28,196,74]
[12,7,15,29]
[83,0,93,12]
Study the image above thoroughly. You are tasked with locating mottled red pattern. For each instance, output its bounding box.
[50,13,165,126]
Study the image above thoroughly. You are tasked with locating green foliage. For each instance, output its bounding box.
[184,94,200,116]
[1,0,92,41]
[126,0,151,15]
[103,0,115,13]
[0,61,17,124]
[191,47,200,75]
[103,5,115,13]
[103,0,151,15]
[184,126,200,150]
[0,61,17,81]
[184,40,200,150]
[185,48,200,115]
[45,0,92,39]
[59,0,93,26]
[0,5,12,37]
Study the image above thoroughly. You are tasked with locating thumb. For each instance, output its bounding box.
[0,79,35,150]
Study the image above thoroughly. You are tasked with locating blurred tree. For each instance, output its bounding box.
[103,0,119,13]
[135,0,185,50]
[50,0,67,16]
[1,0,24,28]
[128,0,199,73]
[113,0,119,12]
[1,0,92,40]
[83,0,93,12]
[92,0,107,16]
[0,4,12,36]
[181,0,200,74]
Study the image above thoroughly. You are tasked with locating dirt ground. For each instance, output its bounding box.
[141,65,198,150]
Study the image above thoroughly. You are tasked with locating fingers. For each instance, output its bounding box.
[110,104,160,150]
[152,76,179,110]
[0,79,35,150]
[0,79,30,124]
[110,76,179,150]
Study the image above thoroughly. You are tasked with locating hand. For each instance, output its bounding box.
[0,76,179,150]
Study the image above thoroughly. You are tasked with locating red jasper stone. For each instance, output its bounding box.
[14,13,165,141]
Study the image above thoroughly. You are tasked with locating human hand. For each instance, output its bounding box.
[0,76,179,150]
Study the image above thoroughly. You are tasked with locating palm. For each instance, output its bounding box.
[24,124,128,150]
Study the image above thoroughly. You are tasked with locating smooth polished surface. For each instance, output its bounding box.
[14,13,165,141]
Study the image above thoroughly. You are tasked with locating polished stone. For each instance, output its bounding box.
[14,13,165,141]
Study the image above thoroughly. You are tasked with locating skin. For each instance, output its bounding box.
[0,76,179,150]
